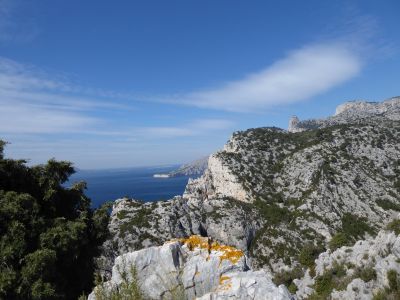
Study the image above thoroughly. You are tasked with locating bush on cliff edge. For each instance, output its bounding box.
[0,141,110,299]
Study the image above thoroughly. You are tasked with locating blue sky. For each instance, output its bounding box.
[0,0,399,169]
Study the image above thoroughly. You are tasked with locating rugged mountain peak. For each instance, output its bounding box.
[288,96,400,132]
[335,96,400,116]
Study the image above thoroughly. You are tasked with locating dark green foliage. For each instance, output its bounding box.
[254,198,291,225]
[0,141,110,299]
[387,269,398,291]
[394,179,400,191]
[330,214,376,250]
[329,232,350,250]
[119,206,153,238]
[354,266,376,282]
[386,219,400,235]
[273,265,303,294]
[329,213,375,251]
[298,243,324,267]
[341,213,375,239]
[376,199,400,211]
[311,262,347,298]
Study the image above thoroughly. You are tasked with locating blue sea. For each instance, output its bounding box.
[68,165,193,207]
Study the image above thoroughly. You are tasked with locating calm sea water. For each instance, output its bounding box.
[68,165,192,207]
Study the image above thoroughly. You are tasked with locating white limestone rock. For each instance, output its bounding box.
[90,236,292,300]
[198,271,292,300]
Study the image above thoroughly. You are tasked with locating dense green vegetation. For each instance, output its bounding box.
[329,213,376,250]
[309,262,377,299]
[376,199,400,211]
[0,141,110,299]
[386,219,400,235]
[273,265,303,294]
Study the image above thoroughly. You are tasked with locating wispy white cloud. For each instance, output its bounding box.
[0,56,235,139]
[167,42,362,112]
[136,119,234,138]
[0,102,97,134]
[0,56,135,134]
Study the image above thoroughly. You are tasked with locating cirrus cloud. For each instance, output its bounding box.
[170,42,362,112]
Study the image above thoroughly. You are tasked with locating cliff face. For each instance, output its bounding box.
[97,97,400,299]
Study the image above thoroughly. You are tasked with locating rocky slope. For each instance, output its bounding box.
[90,236,292,300]
[294,218,400,299]
[97,96,400,299]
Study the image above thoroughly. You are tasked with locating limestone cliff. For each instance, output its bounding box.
[97,96,400,299]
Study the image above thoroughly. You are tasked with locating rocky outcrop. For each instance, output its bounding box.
[97,195,259,278]
[294,220,400,299]
[288,116,303,133]
[334,97,400,117]
[90,236,292,300]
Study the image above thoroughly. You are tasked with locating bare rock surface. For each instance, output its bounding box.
[90,236,292,300]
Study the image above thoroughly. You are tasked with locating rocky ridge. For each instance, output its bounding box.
[98,96,400,299]
[288,97,400,133]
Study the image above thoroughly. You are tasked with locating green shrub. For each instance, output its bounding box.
[355,266,376,282]
[254,199,291,225]
[0,141,110,299]
[311,262,347,297]
[273,265,303,293]
[314,272,334,297]
[95,265,144,300]
[387,269,398,291]
[341,213,375,239]
[387,219,400,235]
[298,244,324,267]
[329,232,350,250]
[329,214,376,251]
[376,199,400,211]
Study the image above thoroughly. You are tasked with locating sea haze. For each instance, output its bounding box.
[68,165,193,207]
